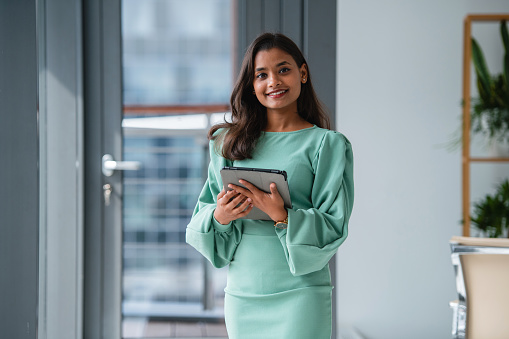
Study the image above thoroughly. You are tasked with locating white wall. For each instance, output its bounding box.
[335,1,509,338]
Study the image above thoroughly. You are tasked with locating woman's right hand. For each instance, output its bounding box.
[213,189,254,225]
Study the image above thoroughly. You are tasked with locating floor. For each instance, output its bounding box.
[123,318,228,339]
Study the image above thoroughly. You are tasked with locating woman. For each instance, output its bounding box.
[186,32,354,339]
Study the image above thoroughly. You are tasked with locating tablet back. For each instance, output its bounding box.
[220,167,292,220]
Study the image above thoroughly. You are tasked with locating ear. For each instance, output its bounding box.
[300,64,308,83]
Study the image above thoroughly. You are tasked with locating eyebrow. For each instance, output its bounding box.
[255,61,291,72]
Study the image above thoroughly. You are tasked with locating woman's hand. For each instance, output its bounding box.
[230,180,288,222]
[213,189,254,225]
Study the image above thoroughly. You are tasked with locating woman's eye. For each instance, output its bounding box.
[279,67,290,74]
[256,73,267,79]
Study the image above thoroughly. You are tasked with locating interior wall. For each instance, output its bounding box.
[335,1,509,338]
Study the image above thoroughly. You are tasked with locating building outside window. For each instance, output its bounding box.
[121,0,233,337]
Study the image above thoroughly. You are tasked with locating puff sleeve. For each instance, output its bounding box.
[276,131,354,276]
[185,140,243,268]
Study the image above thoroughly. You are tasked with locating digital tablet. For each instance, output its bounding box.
[220,166,292,220]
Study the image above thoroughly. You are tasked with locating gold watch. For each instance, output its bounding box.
[274,215,288,229]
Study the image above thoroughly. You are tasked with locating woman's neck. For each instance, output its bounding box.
[264,111,313,132]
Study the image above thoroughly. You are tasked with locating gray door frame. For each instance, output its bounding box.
[37,0,85,338]
[83,0,123,338]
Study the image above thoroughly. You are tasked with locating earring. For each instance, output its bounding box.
[253,90,256,94]
[302,78,307,83]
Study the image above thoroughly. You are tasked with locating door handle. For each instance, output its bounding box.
[102,154,142,177]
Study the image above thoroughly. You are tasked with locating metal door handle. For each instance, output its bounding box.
[102,154,142,177]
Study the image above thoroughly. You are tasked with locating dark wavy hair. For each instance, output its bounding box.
[209,32,330,160]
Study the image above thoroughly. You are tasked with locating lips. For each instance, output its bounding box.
[266,89,288,98]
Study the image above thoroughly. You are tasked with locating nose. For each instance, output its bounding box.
[268,73,281,87]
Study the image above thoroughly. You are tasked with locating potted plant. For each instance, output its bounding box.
[470,179,509,238]
[469,20,509,145]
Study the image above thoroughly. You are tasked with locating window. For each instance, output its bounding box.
[121,1,233,337]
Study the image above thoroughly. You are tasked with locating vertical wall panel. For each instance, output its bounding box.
[263,0,282,33]
[303,0,337,128]
[301,5,337,336]
[0,1,38,339]
[281,0,303,48]
[245,0,264,49]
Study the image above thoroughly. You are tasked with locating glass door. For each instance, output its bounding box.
[120,1,234,337]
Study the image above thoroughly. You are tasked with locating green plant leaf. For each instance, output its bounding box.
[472,37,493,103]
[501,20,509,54]
[504,54,509,105]
[450,25,509,149]
[470,179,509,238]
[502,21,509,104]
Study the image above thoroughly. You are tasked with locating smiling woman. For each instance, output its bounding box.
[186,33,353,339]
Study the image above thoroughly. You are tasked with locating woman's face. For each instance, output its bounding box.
[252,48,307,115]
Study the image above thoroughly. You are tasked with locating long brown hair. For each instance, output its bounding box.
[209,32,330,160]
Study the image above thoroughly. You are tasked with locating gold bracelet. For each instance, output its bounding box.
[274,215,288,229]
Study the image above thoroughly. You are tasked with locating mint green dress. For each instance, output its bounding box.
[186,126,354,339]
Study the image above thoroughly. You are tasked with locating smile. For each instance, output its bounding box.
[266,89,288,97]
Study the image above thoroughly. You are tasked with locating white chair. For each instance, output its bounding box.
[449,236,509,339]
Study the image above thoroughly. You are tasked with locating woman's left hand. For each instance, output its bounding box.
[229,180,288,222]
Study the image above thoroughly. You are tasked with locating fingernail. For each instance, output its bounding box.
[247,198,252,202]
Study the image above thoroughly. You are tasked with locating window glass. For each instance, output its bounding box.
[122,0,232,105]
[121,0,232,337]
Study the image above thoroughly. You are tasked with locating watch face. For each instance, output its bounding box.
[275,222,288,229]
